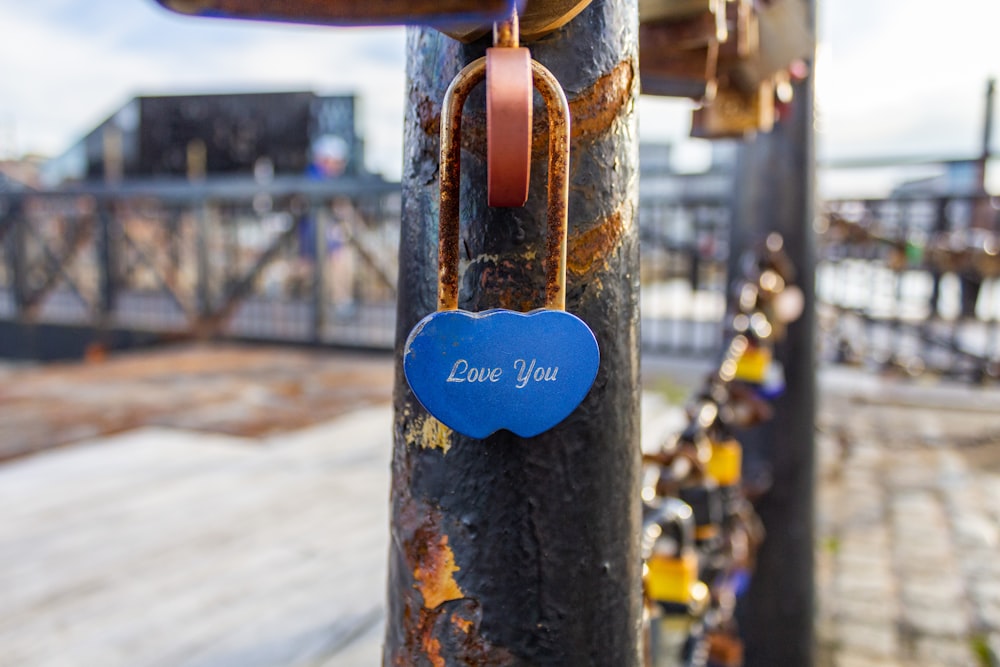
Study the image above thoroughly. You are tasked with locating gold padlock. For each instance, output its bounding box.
[731,340,772,384]
[642,499,707,611]
[638,0,727,101]
[690,77,774,139]
[706,437,742,487]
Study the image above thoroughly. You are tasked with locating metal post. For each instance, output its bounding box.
[95,203,118,330]
[312,202,327,342]
[195,203,211,326]
[386,2,642,664]
[978,78,995,199]
[8,206,28,317]
[729,8,817,667]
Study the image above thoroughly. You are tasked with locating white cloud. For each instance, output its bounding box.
[817,0,999,161]
[0,2,407,175]
[2,0,998,188]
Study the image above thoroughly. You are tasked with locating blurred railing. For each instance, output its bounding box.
[0,177,401,350]
[638,195,730,355]
[0,178,737,356]
[817,193,1000,381]
[6,175,997,375]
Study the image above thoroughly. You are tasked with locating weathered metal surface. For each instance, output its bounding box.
[435,0,595,43]
[153,0,516,27]
[153,0,593,42]
[389,0,641,663]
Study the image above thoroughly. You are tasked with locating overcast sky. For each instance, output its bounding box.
[1,0,997,192]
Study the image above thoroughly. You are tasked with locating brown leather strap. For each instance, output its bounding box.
[486,46,532,207]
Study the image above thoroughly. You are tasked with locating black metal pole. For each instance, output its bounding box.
[311,202,327,343]
[730,11,817,667]
[386,2,642,664]
[8,205,28,317]
[95,202,118,339]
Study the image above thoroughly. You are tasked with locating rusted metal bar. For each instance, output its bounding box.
[437,57,569,313]
[310,201,327,343]
[204,219,301,333]
[5,208,28,317]
[21,217,96,316]
[95,204,118,328]
[388,2,641,664]
[119,225,199,325]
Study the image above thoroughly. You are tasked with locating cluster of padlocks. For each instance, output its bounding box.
[641,233,804,667]
[639,0,813,138]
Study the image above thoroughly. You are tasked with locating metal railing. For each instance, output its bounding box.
[0,178,735,357]
[817,192,1000,380]
[6,173,998,378]
[0,176,401,351]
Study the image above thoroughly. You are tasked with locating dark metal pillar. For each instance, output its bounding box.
[386,3,642,664]
[195,202,212,323]
[730,10,817,667]
[95,203,118,330]
[311,202,328,343]
[7,204,28,317]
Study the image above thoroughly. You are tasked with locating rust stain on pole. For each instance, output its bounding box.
[395,499,520,666]
[565,59,635,142]
[567,203,630,278]
[414,533,464,609]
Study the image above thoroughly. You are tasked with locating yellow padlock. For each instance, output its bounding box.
[706,437,742,487]
[646,551,699,605]
[642,499,706,611]
[732,343,771,384]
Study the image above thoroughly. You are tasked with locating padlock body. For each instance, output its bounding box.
[645,552,698,605]
[404,308,599,439]
[733,343,772,384]
[707,438,742,487]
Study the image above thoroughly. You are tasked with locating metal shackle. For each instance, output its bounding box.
[437,56,571,313]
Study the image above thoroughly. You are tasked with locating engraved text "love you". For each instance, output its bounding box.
[446,358,559,389]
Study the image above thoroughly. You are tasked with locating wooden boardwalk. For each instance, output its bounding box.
[0,407,392,666]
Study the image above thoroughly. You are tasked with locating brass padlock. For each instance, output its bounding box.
[690,77,774,139]
[742,0,814,87]
[639,27,719,101]
[638,0,727,101]
[706,436,742,488]
[403,55,600,440]
[642,498,707,612]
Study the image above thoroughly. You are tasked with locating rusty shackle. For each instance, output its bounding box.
[437,57,571,313]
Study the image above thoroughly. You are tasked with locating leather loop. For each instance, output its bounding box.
[486,47,532,207]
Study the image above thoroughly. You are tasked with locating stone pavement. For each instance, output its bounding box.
[816,369,1000,667]
[3,345,1000,665]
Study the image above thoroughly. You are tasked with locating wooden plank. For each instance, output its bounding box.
[0,406,391,666]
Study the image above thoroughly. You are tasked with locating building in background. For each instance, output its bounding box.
[40,92,366,186]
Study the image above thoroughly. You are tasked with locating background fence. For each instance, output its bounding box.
[3,174,998,378]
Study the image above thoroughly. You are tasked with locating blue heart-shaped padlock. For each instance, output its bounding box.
[404,309,599,439]
[404,55,597,440]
